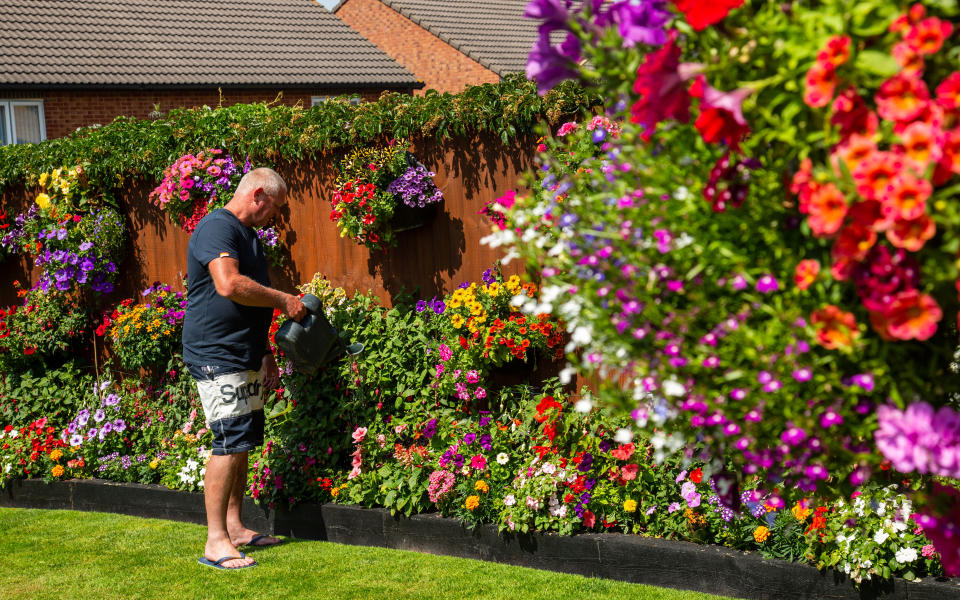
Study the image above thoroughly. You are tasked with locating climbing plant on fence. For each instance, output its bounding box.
[0,75,596,201]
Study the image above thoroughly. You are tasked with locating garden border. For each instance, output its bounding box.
[2,478,958,600]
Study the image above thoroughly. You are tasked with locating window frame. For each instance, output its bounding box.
[0,99,46,145]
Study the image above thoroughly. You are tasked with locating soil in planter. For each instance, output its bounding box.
[391,202,439,233]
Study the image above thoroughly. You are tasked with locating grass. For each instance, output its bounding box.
[0,507,740,600]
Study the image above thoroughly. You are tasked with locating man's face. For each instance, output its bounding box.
[253,188,286,227]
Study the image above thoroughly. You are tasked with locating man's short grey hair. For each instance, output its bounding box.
[236,167,287,199]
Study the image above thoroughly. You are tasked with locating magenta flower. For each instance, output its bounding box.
[804,464,828,480]
[762,380,782,393]
[781,426,807,446]
[730,275,748,291]
[730,388,747,401]
[875,402,960,478]
[819,410,843,428]
[792,367,812,382]
[631,32,698,138]
[702,356,720,368]
[755,275,780,294]
[471,455,487,470]
[850,373,875,392]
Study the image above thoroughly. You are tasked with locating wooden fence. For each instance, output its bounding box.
[0,132,535,307]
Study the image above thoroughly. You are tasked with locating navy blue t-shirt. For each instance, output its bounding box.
[182,208,272,376]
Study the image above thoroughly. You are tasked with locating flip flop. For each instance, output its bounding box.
[241,534,284,548]
[198,552,257,570]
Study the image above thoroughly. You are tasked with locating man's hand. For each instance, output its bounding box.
[262,352,280,391]
[282,293,307,321]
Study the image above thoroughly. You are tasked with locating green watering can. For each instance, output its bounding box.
[274,293,363,375]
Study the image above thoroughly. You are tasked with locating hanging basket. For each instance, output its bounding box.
[390,201,439,233]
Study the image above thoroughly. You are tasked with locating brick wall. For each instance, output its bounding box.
[37,87,390,139]
[336,0,501,95]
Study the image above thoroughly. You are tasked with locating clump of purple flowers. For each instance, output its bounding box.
[387,165,443,208]
[256,226,279,248]
[875,402,960,478]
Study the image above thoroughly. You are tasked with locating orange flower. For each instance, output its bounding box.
[898,121,943,169]
[892,42,924,76]
[941,128,960,175]
[832,222,876,262]
[875,74,930,123]
[811,305,859,350]
[882,290,942,341]
[887,214,935,251]
[831,133,876,176]
[817,35,851,67]
[793,259,820,290]
[882,172,931,221]
[853,151,903,201]
[804,60,837,108]
[889,4,926,35]
[905,17,954,55]
[806,183,847,237]
[937,72,960,111]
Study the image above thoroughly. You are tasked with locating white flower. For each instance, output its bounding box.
[662,379,685,397]
[496,453,509,465]
[574,397,593,413]
[549,504,567,518]
[614,428,633,444]
[504,494,516,507]
[873,530,890,544]
[185,459,198,471]
[570,325,592,346]
[8,429,17,439]
[542,462,556,475]
[892,520,908,532]
[674,186,690,200]
[895,547,918,564]
[559,366,577,384]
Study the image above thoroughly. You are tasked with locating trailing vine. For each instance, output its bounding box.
[0,75,596,201]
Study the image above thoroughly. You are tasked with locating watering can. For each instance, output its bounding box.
[274,293,363,375]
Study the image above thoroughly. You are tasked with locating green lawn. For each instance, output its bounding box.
[0,507,739,600]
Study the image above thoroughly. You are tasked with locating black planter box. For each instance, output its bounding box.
[2,478,958,600]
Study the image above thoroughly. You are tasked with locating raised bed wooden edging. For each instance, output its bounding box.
[2,478,958,600]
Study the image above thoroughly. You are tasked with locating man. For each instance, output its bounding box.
[182,167,306,570]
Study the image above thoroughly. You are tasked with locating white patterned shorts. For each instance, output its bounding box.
[194,368,265,455]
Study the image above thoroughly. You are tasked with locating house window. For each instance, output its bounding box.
[0,100,46,145]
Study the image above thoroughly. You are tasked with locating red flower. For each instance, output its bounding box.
[689,76,751,149]
[882,289,942,341]
[630,32,696,139]
[831,88,878,140]
[671,0,744,31]
[936,72,960,111]
[875,74,930,123]
[803,60,837,108]
[811,305,859,350]
[817,36,851,67]
[905,17,954,56]
[610,443,635,461]
[582,510,596,529]
[24,347,36,355]
[689,468,703,483]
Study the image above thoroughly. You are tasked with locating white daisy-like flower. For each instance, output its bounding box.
[873,530,890,544]
[895,547,918,564]
[496,452,509,465]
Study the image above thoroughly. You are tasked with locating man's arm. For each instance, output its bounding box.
[208,256,306,320]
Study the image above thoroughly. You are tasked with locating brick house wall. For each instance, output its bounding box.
[29,87,389,140]
[336,0,501,95]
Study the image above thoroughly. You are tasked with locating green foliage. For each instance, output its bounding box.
[0,360,95,428]
[0,290,91,373]
[0,75,596,199]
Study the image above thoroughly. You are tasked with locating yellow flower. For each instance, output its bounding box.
[38,172,49,187]
[331,488,340,498]
[753,526,770,543]
[35,192,51,210]
[465,495,480,510]
[791,501,812,522]
[51,465,65,478]
[474,480,489,494]
[450,314,465,329]
[487,282,500,296]
[448,298,462,310]
[49,449,63,461]
[149,459,159,470]
[623,499,637,513]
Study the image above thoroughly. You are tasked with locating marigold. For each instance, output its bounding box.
[49,449,63,461]
[887,214,935,252]
[875,74,930,123]
[794,259,820,290]
[754,525,771,543]
[465,495,480,511]
[623,499,638,513]
[806,183,847,237]
[811,305,859,350]
[882,289,942,341]
[792,501,812,522]
[475,480,490,494]
[51,465,65,478]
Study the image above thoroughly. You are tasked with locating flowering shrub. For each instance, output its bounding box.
[101,283,187,372]
[0,288,90,371]
[329,142,442,249]
[0,418,66,486]
[149,149,251,232]
[1,167,124,296]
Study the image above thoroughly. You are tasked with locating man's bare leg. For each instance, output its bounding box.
[204,453,255,567]
[226,451,280,546]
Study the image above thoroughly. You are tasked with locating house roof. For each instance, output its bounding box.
[0,0,420,89]
[335,0,542,75]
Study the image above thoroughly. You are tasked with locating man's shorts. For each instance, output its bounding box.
[194,367,265,456]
